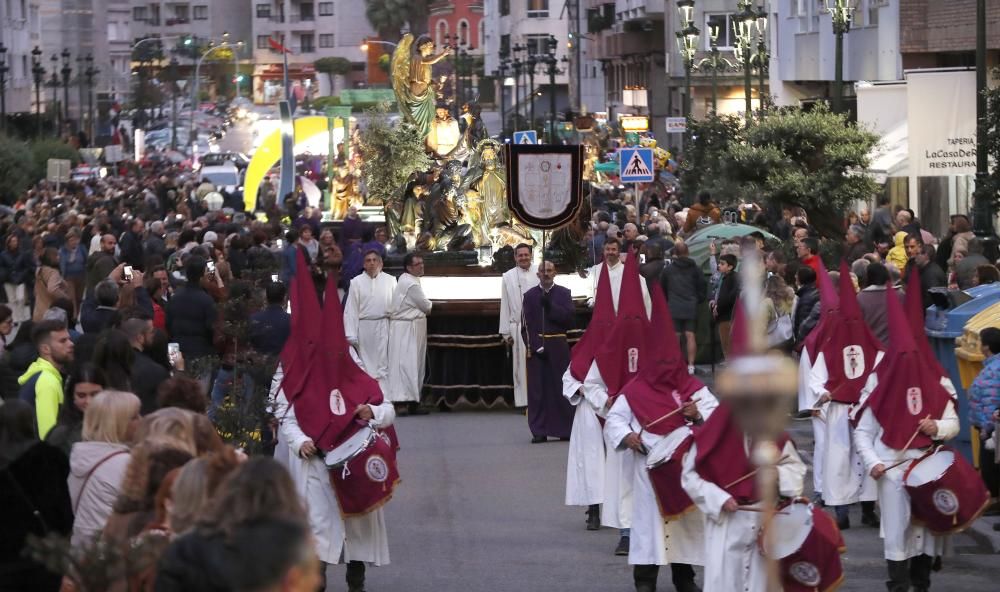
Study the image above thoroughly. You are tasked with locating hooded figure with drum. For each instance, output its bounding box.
[852,275,987,592]
[604,284,718,592]
[806,261,882,529]
[270,250,401,592]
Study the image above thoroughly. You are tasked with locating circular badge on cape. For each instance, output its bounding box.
[932,488,959,516]
[789,561,821,587]
[365,454,389,483]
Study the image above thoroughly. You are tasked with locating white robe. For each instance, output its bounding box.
[580,362,633,529]
[563,362,606,507]
[344,271,397,394]
[586,260,652,316]
[500,264,538,408]
[387,272,432,403]
[808,350,884,506]
[681,438,807,592]
[269,365,396,565]
[605,387,719,566]
[852,373,959,561]
[797,348,825,497]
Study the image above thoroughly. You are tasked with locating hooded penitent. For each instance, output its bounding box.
[815,260,883,404]
[904,267,946,376]
[594,248,650,397]
[284,261,400,516]
[624,284,703,519]
[568,263,616,382]
[861,282,952,451]
[802,258,839,365]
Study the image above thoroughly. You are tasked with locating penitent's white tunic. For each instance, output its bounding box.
[808,350,883,506]
[586,260,652,315]
[798,347,825,497]
[345,271,397,395]
[681,438,807,592]
[500,264,539,408]
[580,362,634,529]
[269,365,396,566]
[852,372,959,561]
[605,388,719,566]
[387,272,432,403]
[563,361,606,507]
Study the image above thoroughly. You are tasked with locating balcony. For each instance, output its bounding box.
[165,18,190,26]
[290,14,315,23]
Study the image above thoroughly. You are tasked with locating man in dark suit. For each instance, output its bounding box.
[249,282,291,357]
[121,309,170,414]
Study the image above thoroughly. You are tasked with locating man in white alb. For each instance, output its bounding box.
[344,250,397,394]
[387,252,432,414]
[587,238,650,313]
[500,243,539,407]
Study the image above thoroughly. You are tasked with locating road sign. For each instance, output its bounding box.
[618,147,655,183]
[513,130,537,145]
[666,117,687,134]
[46,159,71,184]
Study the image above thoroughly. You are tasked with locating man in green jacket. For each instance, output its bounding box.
[18,319,74,438]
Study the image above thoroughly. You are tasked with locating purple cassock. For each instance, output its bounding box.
[521,283,576,439]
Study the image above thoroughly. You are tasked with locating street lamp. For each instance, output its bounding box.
[84,54,98,141]
[61,49,71,127]
[543,35,560,143]
[696,25,734,113]
[676,0,699,120]
[753,4,769,112]
[526,54,537,128]
[972,0,996,251]
[189,41,241,151]
[49,54,60,136]
[826,0,856,114]
[31,47,44,136]
[169,58,179,150]
[0,44,8,132]
[513,43,527,127]
[734,0,758,121]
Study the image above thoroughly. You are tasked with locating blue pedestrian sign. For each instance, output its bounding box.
[618,147,655,183]
[513,130,538,145]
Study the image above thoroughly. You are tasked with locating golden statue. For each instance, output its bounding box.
[330,163,362,220]
[459,139,534,249]
[391,34,452,140]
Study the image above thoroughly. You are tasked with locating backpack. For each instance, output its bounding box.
[17,371,42,409]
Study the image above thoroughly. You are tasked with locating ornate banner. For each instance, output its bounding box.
[505,144,583,230]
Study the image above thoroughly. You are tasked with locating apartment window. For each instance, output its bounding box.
[458,19,470,46]
[300,3,314,20]
[524,33,548,56]
[500,0,509,17]
[527,0,548,18]
[436,20,448,48]
[257,35,270,49]
[705,13,735,50]
[500,34,510,57]
[133,6,147,21]
[319,34,334,48]
[319,2,334,16]
[300,34,315,53]
[256,3,271,18]
[173,5,189,20]
[193,6,208,20]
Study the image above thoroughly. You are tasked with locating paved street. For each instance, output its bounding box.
[324,409,1000,592]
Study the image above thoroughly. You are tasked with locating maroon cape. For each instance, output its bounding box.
[594,251,650,397]
[569,263,615,381]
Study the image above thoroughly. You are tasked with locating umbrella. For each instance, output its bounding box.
[684,223,778,273]
[298,175,322,208]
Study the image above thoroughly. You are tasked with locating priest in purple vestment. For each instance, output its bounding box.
[521,261,576,442]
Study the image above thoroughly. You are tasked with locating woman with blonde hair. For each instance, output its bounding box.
[167,447,241,535]
[764,273,796,351]
[67,390,141,547]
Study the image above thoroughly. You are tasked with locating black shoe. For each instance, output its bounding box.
[408,402,429,416]
[346,560,365,592]
[614,535,630,556]
[531,435,547,443]
[862,510,880,528]
[586,505,601,531]
[836,514,850,530]
[993,522,1000,531]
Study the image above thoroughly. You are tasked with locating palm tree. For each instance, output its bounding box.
[363,0,430,41]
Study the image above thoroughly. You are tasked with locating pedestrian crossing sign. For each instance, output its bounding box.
[618,147,655,183]
[513,130,538,145]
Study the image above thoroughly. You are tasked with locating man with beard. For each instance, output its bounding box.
[501,244,539,408]
[18,320,75,438]
[344,250,396,395]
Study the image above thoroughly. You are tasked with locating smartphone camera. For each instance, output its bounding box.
[123,265,133,282]
[168,343,180,367]
[271,274,279,283]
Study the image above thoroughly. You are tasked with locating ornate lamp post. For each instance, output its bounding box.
[169,58,179,150]
[675,0,699,120]
[0,44,8,132]
[696,25,734,113]
[31,47,45,136]
[753,4,769,112]
[826,0,856,114]
[526,54,537,129]
[84,54,98,141]
[543,35,560,143]
[494,60,509,137]
[60,49,71,126]
[734,0,757,121]
[972,0,996,251]
[513,43,527,126]
[49,54,60,136]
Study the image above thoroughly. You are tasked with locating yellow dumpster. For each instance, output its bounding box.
[955,302,1000,468]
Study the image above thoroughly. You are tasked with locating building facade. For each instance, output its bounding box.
[428,0,485,107]
[482,0,570,132]
[0,1,39,116]
[251,0,373,103]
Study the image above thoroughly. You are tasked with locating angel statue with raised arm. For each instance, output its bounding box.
[392,34,453,139]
